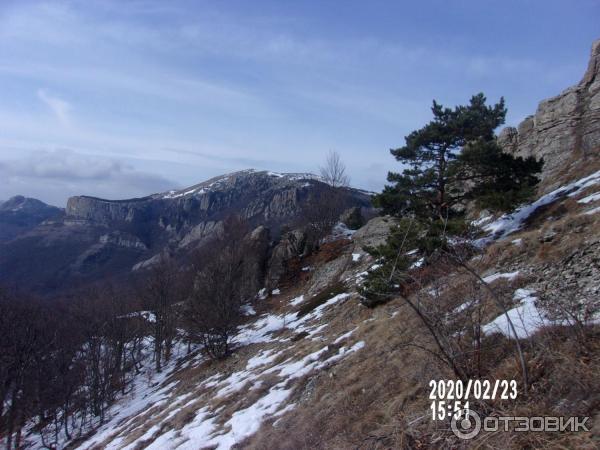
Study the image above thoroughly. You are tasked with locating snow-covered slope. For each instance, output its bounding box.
[476,169,600,244]
[14,245,377,449]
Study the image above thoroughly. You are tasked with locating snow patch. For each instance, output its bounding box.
[482,289,546,338]
[583,206,600,215]
[246,349,280,370]
[578,192,600,204]
[242,304,256,316]
[478,169,600,243]
[333,327,358,344]
[290,295,305,306]
[482,271,520,283]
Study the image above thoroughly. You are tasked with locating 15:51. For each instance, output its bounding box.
[430,400,470,420]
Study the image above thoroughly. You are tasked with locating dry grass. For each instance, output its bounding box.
[241,196,600,449]
[242,297,446,450]
[482,195,599,269]
[81,189,600,449]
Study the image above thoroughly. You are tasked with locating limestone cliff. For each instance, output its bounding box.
[499,39,600,193]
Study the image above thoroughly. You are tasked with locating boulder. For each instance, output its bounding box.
[340,206,364,230]
[352,216,398,251]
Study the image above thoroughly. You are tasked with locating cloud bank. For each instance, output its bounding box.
[0,149,176,206]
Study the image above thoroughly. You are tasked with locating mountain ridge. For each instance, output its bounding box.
[0,169,371,294]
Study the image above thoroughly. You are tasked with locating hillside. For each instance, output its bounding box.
[1,39,599,450]
[10,162,600,449]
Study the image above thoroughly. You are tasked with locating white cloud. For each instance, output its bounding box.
[37,89,72,126]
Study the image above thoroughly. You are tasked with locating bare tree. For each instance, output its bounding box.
[319,150,350,188]
[184,216,255,360]
[138,258,182,372]
[0,281,164,446]
[0,289,52,450]
[303,187,342,245]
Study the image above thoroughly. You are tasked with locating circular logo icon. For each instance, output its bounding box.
[451,409,481,440]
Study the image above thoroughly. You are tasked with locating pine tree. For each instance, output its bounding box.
[374,93,542,221]
[361,94,543,306]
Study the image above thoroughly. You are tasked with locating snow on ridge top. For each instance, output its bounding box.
[279,172,323,181]
[162,170,323,199]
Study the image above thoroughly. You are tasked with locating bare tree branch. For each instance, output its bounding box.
[319,150,350,188]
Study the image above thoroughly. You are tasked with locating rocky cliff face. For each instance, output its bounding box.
[64,170,370,247]
[499,39,600,193]
[0,170,371,294]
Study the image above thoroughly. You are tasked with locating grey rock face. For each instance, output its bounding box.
[99,231,147,250]
[499,39,600,194]
[266,229,307,289]
[352,216,398,251]
[179,221,222,248]
[0,170,370,295]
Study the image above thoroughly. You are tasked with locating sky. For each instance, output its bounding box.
[0,0,598,206]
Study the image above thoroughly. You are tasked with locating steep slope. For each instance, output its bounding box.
[12,161,600,449]
[0,170,370,294]
[0,195,63,242]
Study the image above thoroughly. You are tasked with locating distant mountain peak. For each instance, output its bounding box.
[0,195,63,242]
[0,195,58,212]
[160,169,324,200]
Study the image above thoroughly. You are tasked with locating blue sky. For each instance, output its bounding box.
[0,0,598,206]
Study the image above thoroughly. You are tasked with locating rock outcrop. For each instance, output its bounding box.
[499,39,600,193]
[340,206,365,230]
[266,229,307,289]
[352,216,398,251]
